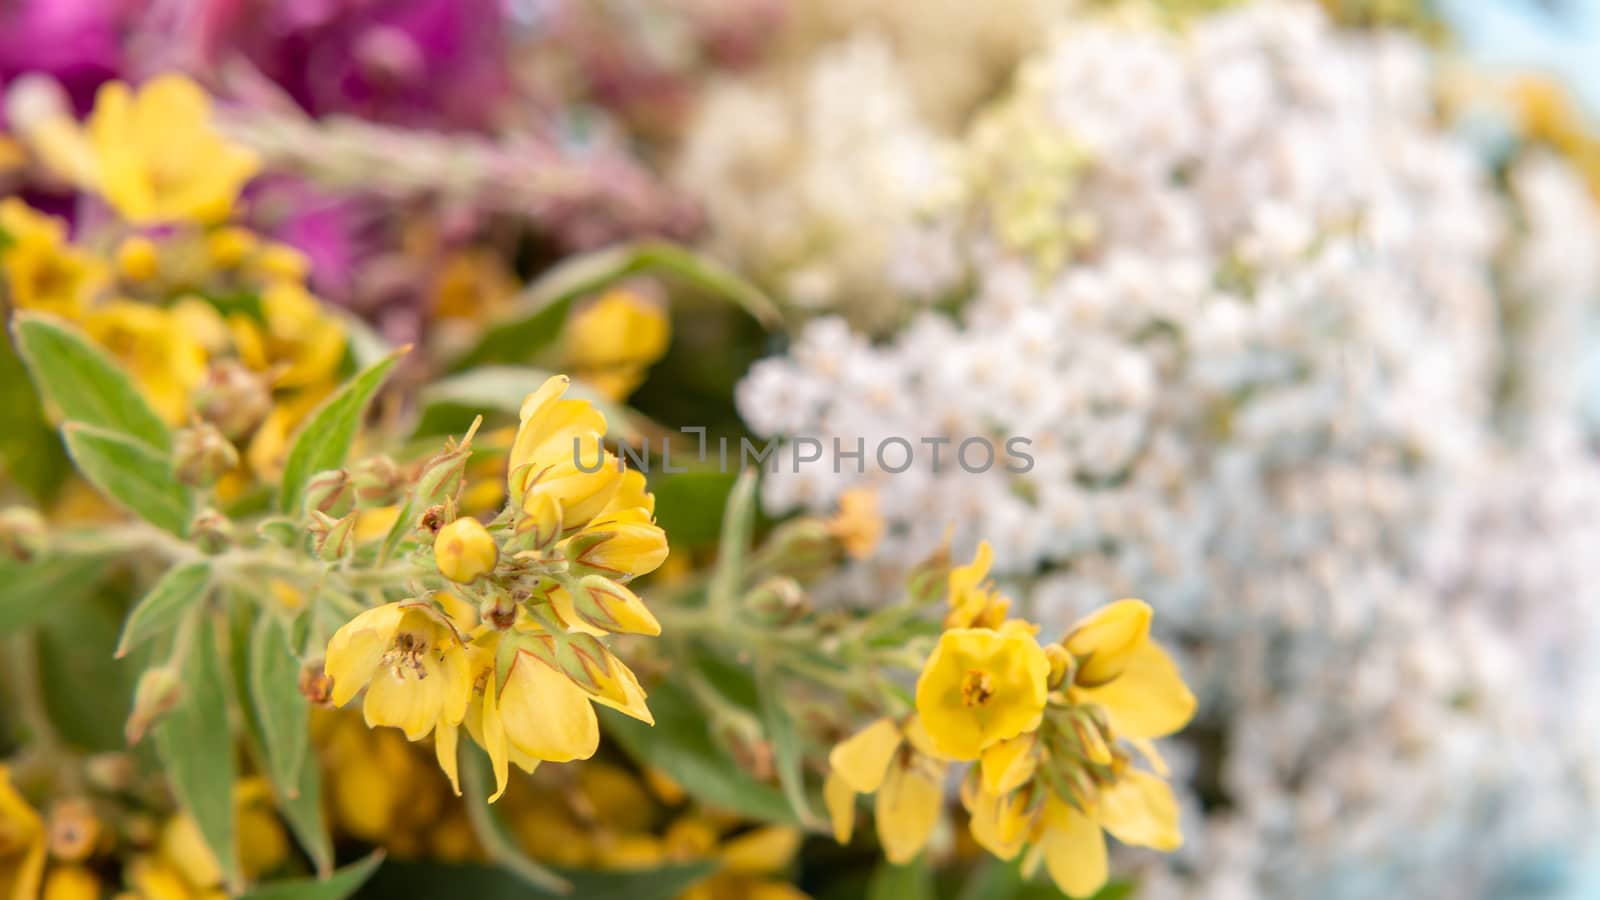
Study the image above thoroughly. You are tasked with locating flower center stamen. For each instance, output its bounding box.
[961,668,995,707]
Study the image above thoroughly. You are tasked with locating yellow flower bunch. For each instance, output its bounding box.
[323,376,669,802]
[0,74,349,490]
[822,542,1196,897]
[562,287,672,401]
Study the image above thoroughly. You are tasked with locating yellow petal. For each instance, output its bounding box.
[499,654,600,762]
[1063,599,1152,687]
[979,733,1038,795]
[874,760,942,865]
[1075,641,1195,739]
[324,603,405,707]
[362,663,442,741]
[586,653,654,725]
[1127,737,1169,777]
[720,826,802,874]
[1039,797,1108,898]
[828,718,902,794]
[473,690,510,803]
[435,721,461,796]
[1097,769,1182,851]
[915,628,1050,761]
[823,771,856,845]
[966,787,1029,861]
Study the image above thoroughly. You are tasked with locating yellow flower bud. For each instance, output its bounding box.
[1063,599,1153,687]
[172,423,240,488]
[1044,643,1073,688]
[434,518,499,583]
[125,666,183,745]
[116,235,160,282]
[205,226,258,269]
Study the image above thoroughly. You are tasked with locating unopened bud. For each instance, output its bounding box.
[754,519,836,579]
[172,424,239,488]
[195,362,272,440]
[205,226,258,269]
[744,576,808,625]
[188,509,232,554]
[298,660,333,706]
[434,517,498,583]
[350,455,404,506]
[47,798,102,862]
[0,506,48,561]
[83,753,136,793]
[1044,644,1074,689]
[310,510,357,561]
[416,446,470,508]
[126,667,183,745]
[303,469,353,517]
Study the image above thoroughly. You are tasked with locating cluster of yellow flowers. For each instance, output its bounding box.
[0,74,347,492]
[826,542,1196,897]
[323,376,669,801]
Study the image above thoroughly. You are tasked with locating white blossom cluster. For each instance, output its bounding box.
[730,2,1600,897]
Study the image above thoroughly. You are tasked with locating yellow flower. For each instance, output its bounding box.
[564,288,671,400]
[915,623,1050,761]
[116,236,161,283]
[0,765,46,900]
[255,282,346,391]
[565,506,670,582]
[434,517,499,583]
[85,74,258,225]
[41,866,99,900]
[944,541,1009,629]
[508,376,622,542]
[827,488,884,560]
[0,199,105,319]
[1063,599,1152,687]
[323,600,473,742]
[1066,607,1196,744]
[824,717,947,864]
[85,301,208,424]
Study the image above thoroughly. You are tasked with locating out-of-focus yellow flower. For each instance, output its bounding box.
[41,865,99,900]
[564,287,671,400]
[85,74,257,225]
[827,488,883,560]
[0,199,105,319]
[682,825,810,900]
[0,766,46,900]
[84,300,207,424]
[1066,607,1195,743]
[434,517,499,583]
[1062,599,1152,688]
[944,541,1009,629]
[115,236,161,283]
[255,282,347,391]
[204,227,258,270]
[824,717,947,864]
[508,376,622,544]
[916,623,1050,761]
[324,600,473,743]
[314,709,452,850]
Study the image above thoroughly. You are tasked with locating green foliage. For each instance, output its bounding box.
[357,860,717,900]
[867,857,935,900]
[240,852,385,900]
[154,615,241,892]
[0,555,107,634]
[278,348,406,513]
[62,423,193,534]
[12,312,172,451]
[116,560,211,657]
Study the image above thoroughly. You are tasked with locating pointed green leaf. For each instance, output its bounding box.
[706,468,758,616]
[246,610,334,876]
[12,312,171,451]
[278,348,406,513]
[62,423,192,534]
[238,851,384,900]
[0,332,70,503]
[116,561,211,657]
[757,663,818,828]
[154,616,240,892]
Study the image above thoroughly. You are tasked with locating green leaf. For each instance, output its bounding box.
[231,598,332,876]
[0,332,71,504]
[602,679,795,824]
[956,858,1135,900]
[456,241,780,369]
[239,851,384,900]
[459,745,572,894]
[154,615,240,892]
[12,312,171,451]
[416,366,651,443]
[62,423,192,534]
[706,468,758,615]
[757,664,818,828]
[34,585,136,750]
[116,561,211,658]
[0,555,106,633]
[650,469,738,550]
[278,348,406,513]
[247,611,334,872]
[868,857,935,900]
[359,860,716,900]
